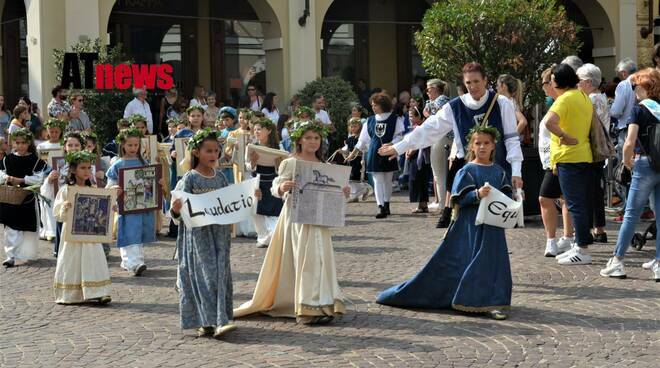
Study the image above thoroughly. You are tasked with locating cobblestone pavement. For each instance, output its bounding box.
[1,194,659,367]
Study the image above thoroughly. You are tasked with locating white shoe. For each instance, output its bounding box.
[642,259,657,270]
[599,257,626,278]
[557,247,592,265]
[555,243,577,260]
[652,261,660,282]
[544,239,558,257]
[556,237,573,255]
[428,202,440,211]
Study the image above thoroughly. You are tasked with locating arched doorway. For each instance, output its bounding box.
[321,0,430,94]
[560,0,594,64]
[2,0,28,110]
[107,0,269,107]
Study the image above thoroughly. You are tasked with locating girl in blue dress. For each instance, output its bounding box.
[106,128,158,276]
[171,129,261,339]
[376,125,513,320]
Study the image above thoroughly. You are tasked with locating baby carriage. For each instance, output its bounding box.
[631,222,656,251]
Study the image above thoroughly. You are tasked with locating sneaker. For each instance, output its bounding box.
[428,202,440,211]
[544,239,558,257]
[642,259,657,269]
[557,247,592,265]
[555,237,573,256]
[592,232,608,243]
[133,264,147,276]
[652,261,660,282]
[640,210,655,222]
[599,257,626,278]
[613,215,624,223]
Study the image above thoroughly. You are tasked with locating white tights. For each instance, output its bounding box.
[371,172,394,206]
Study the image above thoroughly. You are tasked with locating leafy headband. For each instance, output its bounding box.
[44,118,67,130]
[126,113,147,126]
[253,117,275,130]
[290,120,329,142]
[10,127,33,143]
[65,150,97,165]
[186,105,205,115]
[294,106,316,120]
[188,128,219,151]
[167,117,183,126]
[466,125,501,144]
[116,127,144,143]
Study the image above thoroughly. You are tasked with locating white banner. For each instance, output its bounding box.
[171,177,259,228]
[475,183,524,229]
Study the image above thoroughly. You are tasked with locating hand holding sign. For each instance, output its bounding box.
[475,183,523,229]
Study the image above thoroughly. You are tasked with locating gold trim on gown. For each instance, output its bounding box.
[233,158,345,318]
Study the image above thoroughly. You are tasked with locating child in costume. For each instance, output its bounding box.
[52,150,112,304]
[106,128,159,276]
[36,118,66,241]
[234,121,348,325]
[247,117,286,248]
[170,129,261,339]
[1,128,47,267]
[376,126,513,320]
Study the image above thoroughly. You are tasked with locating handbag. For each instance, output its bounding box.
[614,160,631,186]
[590,109,615,162]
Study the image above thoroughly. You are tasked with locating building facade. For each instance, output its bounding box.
[0,0,656,111]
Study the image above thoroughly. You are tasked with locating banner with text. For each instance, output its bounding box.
[172,177,259,228]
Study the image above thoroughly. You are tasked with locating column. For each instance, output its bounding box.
[618,0,637,63]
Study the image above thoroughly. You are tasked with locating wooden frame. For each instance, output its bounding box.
[117,164,163,214]
[39,148,64,163]
[63,186,116,243]
[141,135,159,164]
[174,137,191,177]
[51,154,66,194]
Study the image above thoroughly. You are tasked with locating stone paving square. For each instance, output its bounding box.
[1,195,659,367]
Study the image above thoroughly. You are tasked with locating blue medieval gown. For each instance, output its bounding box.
[376,162,512,313]
[173,169,233,329]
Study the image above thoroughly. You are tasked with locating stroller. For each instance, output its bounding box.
[631,222,656,251]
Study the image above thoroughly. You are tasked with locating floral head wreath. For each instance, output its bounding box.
[44,118,67,130]
[348,117,362,126]
[116,127,144,143]
[294,106,316,120]
[253,117,275,130]
[186,105,206,115]
[166,117,182,126]
[65,150,97,165]
[10,127,33,143]
[290,120,329,142]
[466,125,501,144]
[126,114,147,126]
[237,108,252,120]
[188,128,219,151]
[116,118,131,129]
[81,131,98,142]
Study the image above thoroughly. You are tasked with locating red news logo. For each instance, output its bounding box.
[61,52,174,91]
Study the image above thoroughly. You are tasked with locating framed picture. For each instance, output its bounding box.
[51,154,67,194]
[118,164,163,214]
[39,148,64,163]
[174,137,191,177]
[141,135,159,164]
[63,186,116,243]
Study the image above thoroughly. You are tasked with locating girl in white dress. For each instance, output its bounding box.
[53,150,112,304]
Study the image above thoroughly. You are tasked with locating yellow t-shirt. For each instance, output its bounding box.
[549,89,593,167]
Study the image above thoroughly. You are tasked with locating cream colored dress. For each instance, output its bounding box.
[52,185,112,304]
[234,157,345,318]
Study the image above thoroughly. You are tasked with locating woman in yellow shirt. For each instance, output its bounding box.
[545,63,594,266]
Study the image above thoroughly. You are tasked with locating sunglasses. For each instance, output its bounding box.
[247,88,256,91]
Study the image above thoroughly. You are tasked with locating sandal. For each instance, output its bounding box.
[197,326,215,337]
[213,324,237,339]
[487,310,508,320]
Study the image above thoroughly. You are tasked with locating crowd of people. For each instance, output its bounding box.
[1,48,660,339]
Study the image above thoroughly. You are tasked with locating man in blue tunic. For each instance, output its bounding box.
[379,62,524,190]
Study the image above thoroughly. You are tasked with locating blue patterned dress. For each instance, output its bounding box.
[174,169,233,329]
[376,163,512,313]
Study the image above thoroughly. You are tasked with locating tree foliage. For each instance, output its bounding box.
[415,0,581,107]
[296,77,358,152]
[53,39,133,145]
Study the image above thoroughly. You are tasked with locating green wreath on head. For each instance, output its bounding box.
[81,131,98,141]
[253,117,275,131]
[65,150,97,165]
[289,120,329,142]
[126,113,147,127]
[466,124,502,144]
[9,127,34,143]
[186,105,205,115]
[44,118,68,130]
[116,118,131,129]
[115,127,144,143]
[188,128,219,151]
[238,108,253,120]
[166,117,182,126]
[294,106,316,120]
[348,117,362,126]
